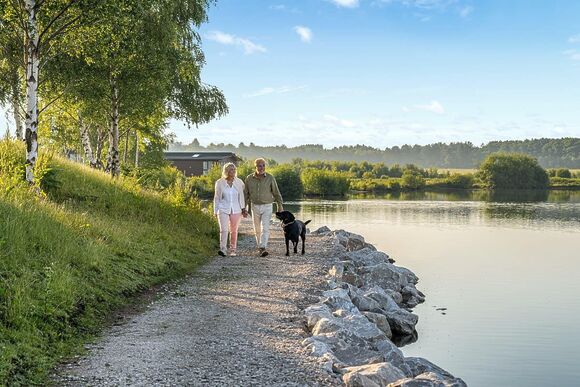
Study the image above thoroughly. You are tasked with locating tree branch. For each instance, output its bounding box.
[38,91,65,115]
[37,0,78,46]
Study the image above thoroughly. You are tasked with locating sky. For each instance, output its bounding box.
[3,0,580,148]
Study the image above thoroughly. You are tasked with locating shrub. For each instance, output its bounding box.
[555,168,572,178]
[301,168,350,196]
[401,171,425,190]
[270,164,303,199]
[477,153,549,189]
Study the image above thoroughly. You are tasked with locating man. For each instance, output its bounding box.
[243,158,283,257]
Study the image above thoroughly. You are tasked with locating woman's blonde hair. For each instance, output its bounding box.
[222,162,237,178]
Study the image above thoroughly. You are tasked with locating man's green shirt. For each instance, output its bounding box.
[244,172,283,210]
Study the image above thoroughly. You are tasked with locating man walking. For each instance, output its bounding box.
[243,158,283,257]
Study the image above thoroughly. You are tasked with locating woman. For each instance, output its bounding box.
[213,163,246,256]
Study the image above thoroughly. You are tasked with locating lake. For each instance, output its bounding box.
[285,190,580,387]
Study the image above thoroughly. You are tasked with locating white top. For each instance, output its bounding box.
[214,177,245,215]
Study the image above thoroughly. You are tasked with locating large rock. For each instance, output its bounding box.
[401,285,425,308]
[346,248,392,268]
[303,335,383,369]
[359,263,409,292]
[362,312,392,339]
[364,287,419,336]
[374,339,411,376]
[332,230,377,252]
[387,372,467,387]
[343,363,407,387]
[312,225,331,235]
[346,284,383,313]
[404,358,455,379]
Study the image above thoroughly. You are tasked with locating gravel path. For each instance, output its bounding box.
[53,219,342,386]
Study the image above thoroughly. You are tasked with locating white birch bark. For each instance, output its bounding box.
[24,0,40,183]
[11,73,23,140]
[105,80,120,177]
[79,114,97,167]
[95,126,105,169]
[134,130,139,168]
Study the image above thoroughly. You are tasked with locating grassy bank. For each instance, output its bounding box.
[0,141,218,385]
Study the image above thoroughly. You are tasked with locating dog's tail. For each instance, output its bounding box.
[304,220,311,226]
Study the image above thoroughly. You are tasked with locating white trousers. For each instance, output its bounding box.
[251,203,273,249]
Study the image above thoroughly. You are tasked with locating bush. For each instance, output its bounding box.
[477,153,549,189]
[301,168,350,196]
[270,165,303,199]
[401,171,425,190]
[554,168,572,178]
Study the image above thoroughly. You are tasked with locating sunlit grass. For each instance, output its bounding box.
[0,140,218,385]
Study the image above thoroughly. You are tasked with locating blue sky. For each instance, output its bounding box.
[3,0,580,148]
[176,0,580,148]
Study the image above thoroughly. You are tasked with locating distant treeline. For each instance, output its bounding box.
[169,137,580,168]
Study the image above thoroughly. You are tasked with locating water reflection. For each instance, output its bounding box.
[288,190,580,232]
[288,190,580,387]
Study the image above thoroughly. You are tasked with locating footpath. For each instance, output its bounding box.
[52,218,466,386]
[52,219,341,386]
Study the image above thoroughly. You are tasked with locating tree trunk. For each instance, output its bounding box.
[123,128,129,165]
[79,114,97,167]
[95,126,105,169]
[11,71,23,140]
[134,130,139,168]
[105,79,120,177]
[24,0,40,183]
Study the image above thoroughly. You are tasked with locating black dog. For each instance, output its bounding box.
[275,211,311,256]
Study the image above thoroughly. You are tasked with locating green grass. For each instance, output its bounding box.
[0,140,218,385]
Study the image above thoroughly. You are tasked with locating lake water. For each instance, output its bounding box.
[285,190,580,387]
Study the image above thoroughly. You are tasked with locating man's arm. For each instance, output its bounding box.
[243,176,251,213]
[271,176,284,212]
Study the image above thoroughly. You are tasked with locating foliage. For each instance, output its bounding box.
[171,137,580,168]
[477,153,549,189]
[426,173,474,189]
[548,168,572,178]
[0,144,216,384]
[401,170,426,190]
[301,168,350,196]
[269,164,303,199]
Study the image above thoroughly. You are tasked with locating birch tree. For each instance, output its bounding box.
[46,0,227,177]
[0,0,91,183]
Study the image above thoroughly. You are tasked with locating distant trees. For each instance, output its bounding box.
[171,138,580,169]
[477,153,549,189]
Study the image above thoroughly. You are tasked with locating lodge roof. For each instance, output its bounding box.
[164,152,239,161]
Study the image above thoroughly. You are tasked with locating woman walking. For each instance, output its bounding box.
[213,163,246,256]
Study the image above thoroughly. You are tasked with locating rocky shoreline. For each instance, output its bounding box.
[303,226,466,387]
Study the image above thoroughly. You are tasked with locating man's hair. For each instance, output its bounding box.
[254,158,266,166]
[222,162,237,178]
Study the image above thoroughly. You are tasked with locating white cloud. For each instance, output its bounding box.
[329,0,360,8]
[244,85,308,98]
[323,114,356,128]
[458,5,473,18]
[415,100,445,114]
[568,34,580,43]
[206,31,266,55]
[294,26,312,43]
[563,49,580,61]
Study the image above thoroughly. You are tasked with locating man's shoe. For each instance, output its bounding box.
[218,250,226,257]
[260,249,269,257]
[229,251,237,257]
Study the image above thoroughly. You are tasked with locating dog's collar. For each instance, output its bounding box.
[281,220,295,227]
